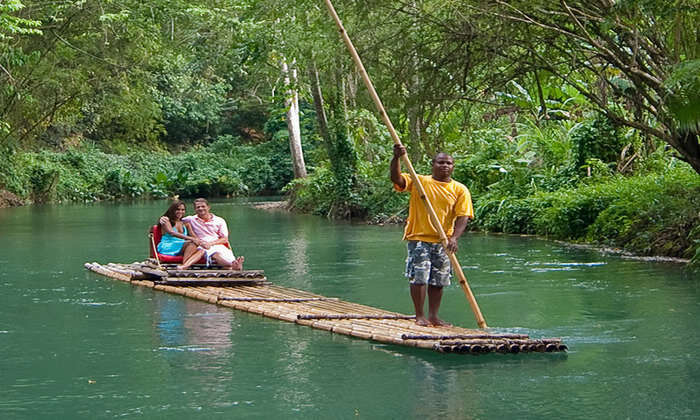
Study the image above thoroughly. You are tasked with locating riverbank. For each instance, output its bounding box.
[290,167,699,267]
[0,140,293,206]
[1,143,697,267]
[2,183,696,268]
[0,190,24,208]
[252,199,694,266]
[250,200,289,211]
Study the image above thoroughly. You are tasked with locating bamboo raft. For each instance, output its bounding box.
[85,261,567,355]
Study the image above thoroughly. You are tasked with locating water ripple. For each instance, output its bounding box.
[156,346,215,352]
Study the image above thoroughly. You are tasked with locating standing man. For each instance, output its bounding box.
[390,144,474,326]
[175,198,244,270]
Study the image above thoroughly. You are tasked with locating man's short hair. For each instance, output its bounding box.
[194,198,209,205]
[432,152,453,163]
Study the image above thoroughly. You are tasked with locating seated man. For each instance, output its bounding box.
[162,198,244,270]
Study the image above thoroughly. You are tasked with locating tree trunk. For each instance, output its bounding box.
[534,70,546,121]
[308,62,330,146]
[406,2,429,161]
[408,108,426,159]
[675,130,700,174]
[282,58,306,179]
[326,68,357,219]
[406,63,425,160]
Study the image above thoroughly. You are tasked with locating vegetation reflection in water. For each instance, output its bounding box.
[0,200,697,419]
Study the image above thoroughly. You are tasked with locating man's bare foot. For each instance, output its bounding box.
[230,256,244,270]
[176,265,188,270]
[429,318,452,327]
[415,317,430,326]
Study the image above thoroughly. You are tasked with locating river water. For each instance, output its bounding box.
[0,200,698,419]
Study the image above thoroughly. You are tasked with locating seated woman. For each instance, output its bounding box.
[157,201,203,265]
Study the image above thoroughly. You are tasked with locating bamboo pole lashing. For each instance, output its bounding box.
[166,269,265,278]
[296,305,408,318]
[218,297,339,302]
[344,323,409,342]
[158,277,264,283]
[341,322,418,341]
[311,317,412,340]
[353,315,477,344]
[437,338,563,347]
[322,0,487,328]
[297,314,416,320]
[402,333,530,340]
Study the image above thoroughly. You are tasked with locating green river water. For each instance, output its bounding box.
[0,200,698,419]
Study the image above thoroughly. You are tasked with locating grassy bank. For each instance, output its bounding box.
[472,166,699,261]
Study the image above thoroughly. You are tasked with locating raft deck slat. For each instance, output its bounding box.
[297,314,416,320]
[219,297,340,302]
[84,262,567,355]
[154,278,268,286]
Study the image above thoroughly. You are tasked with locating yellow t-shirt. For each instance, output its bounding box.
[394,173,474,243]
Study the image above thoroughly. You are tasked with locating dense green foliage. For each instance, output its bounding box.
[2,136,295,203]
[286,112,700,263]
[0,1,697,265]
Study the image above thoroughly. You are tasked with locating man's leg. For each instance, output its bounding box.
[232,256,244,270]
[406,241,430,326]
[426,243,452,327]
[427,285,451,327]
[211,247,244,270]
[410,283,428,326]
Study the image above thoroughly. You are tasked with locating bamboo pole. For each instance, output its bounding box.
[322,0,487,328]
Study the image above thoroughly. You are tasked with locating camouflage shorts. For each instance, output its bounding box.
[405,240,451,287]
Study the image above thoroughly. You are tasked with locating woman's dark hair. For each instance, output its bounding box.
[161,200,186,225]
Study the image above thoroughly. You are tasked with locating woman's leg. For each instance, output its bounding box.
[182,242,198,263]
[178,244,204,270]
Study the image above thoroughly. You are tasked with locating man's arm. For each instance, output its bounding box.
[182,222,202,246]
[199,236,228,249]
[212,218,231,246]
[446,216,471,253]
[390,144,406,189]
[210,236,229,246]
[159,217,183,238]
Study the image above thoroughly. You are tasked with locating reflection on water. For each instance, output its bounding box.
[155,297,233,354]
[0,200,698,419]
[287,225,310,286]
